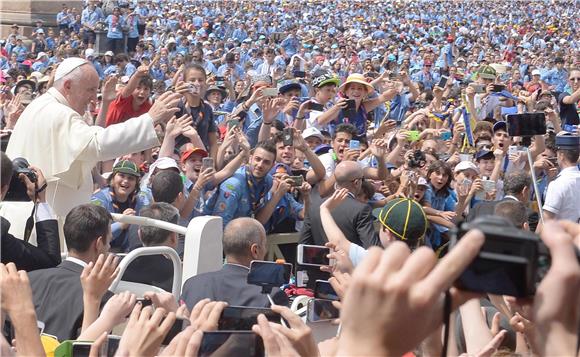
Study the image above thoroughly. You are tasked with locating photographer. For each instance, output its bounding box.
[0,152,60,271]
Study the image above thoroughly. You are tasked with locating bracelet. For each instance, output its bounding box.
[263,121,272,126]
[36,182,47,193]
[295,116,304,120]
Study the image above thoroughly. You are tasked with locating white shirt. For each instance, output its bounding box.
[543,166,580,222]
[319,151,370,179]
[65,256,88,268]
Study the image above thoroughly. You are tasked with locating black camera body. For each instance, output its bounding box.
[408,150,426,169]
[5,158,37,202]
[450,216,550,297]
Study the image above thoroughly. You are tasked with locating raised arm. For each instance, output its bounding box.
[320,188,352,254]
[121,65,149,99]
[96,75,118,127]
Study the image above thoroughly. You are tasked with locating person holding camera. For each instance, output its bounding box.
[0,152,60,271]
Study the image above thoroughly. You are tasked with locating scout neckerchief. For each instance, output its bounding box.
[184,101,205,128]
[109,186,137,213]
[245,167,266,212]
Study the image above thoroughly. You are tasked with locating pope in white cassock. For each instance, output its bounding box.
[6,57,181,220]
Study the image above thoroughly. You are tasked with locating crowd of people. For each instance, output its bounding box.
[1,0,580,356]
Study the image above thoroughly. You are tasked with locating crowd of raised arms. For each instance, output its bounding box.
[0,0,579,356]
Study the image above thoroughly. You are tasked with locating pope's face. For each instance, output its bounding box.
[68,65,99,115]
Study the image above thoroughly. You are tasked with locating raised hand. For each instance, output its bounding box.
[80,254,119,301]
[188,299,228,332]
[101,75,119,102]
[266,305,319,357]
[321,188,349,212]
[0,263,35,316]
[194,167,215,191]
[116,304,176,357]
[532,221,580,356]
[166,114,192,138]
[337,229,484,356]
[99,291,137,326]
[252,314,301,357]
[148,92,182,125]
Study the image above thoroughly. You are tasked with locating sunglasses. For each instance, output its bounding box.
[570,77,580,82]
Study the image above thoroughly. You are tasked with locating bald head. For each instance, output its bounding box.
[223,218,266,262]
[335,161,363,185]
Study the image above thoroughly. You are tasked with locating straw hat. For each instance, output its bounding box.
[338,73,373,93]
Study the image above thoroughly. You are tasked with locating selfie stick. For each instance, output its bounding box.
[265,291,275,307]
[525,147,545,225]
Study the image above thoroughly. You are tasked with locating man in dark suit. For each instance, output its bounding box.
[300,160,380,248]
[180,217,288,309]
[28,204,113,341]
[122,202,178,293]
[0,152,61,271]
[465,171,538,230]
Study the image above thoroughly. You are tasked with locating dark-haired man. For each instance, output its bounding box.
[105,64,153,126]
[122,202,179,292]
[205,141,289,228]
[28,204,114,341]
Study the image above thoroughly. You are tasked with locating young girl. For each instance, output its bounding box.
[422,160,457,249]
[316,73,395,138]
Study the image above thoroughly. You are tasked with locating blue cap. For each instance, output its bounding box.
[555,133,580,150]
[475,150,494,161]
[314,144,332,155]
[492,121,507,133]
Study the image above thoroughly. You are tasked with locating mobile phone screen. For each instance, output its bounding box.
[218,307,281,330]
[199,331,264,357]
[307,299,340,322]
[299,245,331,266]
[72,343,93,357]
[437,76,448,88]
[282,128,294,146]
[506,113,546,137]
[202,157,214,170]
[106,335,121,357]
[343,99,357,118]
[308,102,324,111]
[349,140,360,150]
[314,280,339,301]
[247,261,292,287]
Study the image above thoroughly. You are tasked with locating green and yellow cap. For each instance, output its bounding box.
[377,198,428,245]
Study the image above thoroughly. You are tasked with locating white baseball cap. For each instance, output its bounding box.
[104,50,114,57]
[532,69,541,76]
[454,161,480,174]
[85,48,95,58]
[35,52,47,60]
[302,127,324,141]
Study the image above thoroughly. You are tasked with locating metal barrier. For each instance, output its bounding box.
[108,246,182,297]
[109,214,224,297]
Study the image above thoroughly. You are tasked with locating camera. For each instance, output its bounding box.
[450,216,550,297]
[5,158,37,202]
[407,150,426,169]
